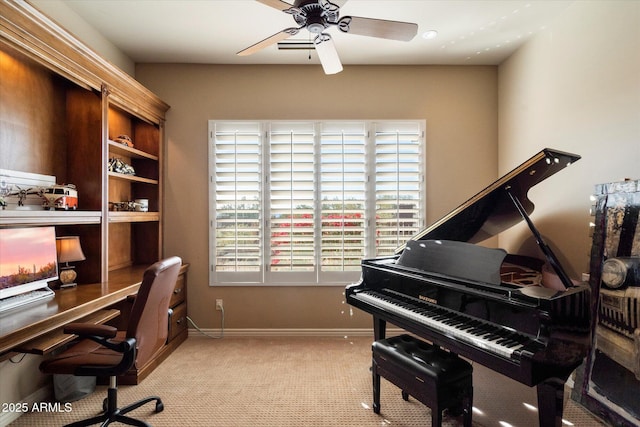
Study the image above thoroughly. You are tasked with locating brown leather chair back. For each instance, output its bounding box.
[126,256,181,367]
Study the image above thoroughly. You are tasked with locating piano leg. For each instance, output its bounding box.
[372,316,387,414]
[536,377,567,427]
[372,358,381,414]
[373,316,386,341]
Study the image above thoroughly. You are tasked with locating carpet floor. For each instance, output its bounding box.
[9,335,604,426]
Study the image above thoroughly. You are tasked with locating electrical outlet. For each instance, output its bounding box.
[215,299,223,311]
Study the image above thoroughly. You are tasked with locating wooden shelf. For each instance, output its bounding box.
[0,210,102,226]
[108,211,160,223]
[108,140,158,161]
[108,171,159,185]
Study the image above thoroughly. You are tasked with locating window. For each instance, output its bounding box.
[209,120,425,286]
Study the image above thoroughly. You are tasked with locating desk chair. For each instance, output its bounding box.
[40,256,182,427]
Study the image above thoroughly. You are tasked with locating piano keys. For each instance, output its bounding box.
[354,288,535,360]
[346,148,592,427]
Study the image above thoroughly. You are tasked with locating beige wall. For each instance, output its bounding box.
[30,0,135,75]
[135,64,498,331]
[498,1,640,278]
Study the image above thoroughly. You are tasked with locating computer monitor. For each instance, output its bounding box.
[0,226,59,299]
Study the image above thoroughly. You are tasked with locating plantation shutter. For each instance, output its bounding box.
[319,122,367,275]
[210,122,263,283]
[374,122,423,256]
[267,122,316,282]
[209,120,425,285]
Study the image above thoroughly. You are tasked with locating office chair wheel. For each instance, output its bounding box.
[155,400,164,413]
[102,398,108,412]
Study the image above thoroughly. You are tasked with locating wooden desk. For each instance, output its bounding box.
[0,266,146,357]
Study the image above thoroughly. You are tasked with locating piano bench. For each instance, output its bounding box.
[372,334,473,427]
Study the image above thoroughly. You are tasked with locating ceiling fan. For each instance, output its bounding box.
[237,0,418,74]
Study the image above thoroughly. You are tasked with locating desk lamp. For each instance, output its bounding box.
[56,236,86,288]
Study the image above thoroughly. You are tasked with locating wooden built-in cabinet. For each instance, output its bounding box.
[107,104,163,273]
[0,0,186,382]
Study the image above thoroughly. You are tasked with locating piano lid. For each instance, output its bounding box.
[397,148,580,254]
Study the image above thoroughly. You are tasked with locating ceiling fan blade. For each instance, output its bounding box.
[314,34,343,75]
[237,28,300,56]
[256,0,296,12]
[338,16,418,41]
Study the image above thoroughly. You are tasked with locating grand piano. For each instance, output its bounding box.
[346,148,592,427]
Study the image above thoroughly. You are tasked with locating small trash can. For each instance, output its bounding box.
[53,374,96,402]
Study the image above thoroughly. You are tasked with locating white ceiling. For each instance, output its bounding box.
[61,0,573,67]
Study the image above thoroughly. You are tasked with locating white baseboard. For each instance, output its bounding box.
[0,386,50,427]
[187,328,405,338]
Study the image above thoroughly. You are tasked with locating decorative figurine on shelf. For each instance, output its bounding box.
[113,134,134,148]
[6,186,42,208]
[108,158,135,175]
[110,201,133,211]
[109,200,146,211]
[41,184,78,210]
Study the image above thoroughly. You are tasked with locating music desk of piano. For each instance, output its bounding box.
[346,149,592,427]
